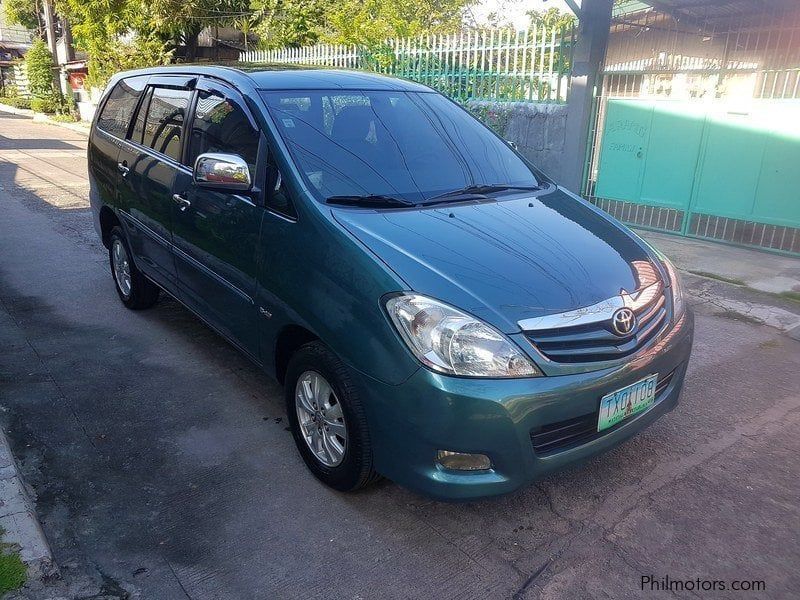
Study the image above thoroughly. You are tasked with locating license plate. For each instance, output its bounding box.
[598,374,658,432]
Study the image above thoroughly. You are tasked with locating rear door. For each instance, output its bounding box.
[116,76,195,291]
[88,75,149,223]
[171,78,264,358]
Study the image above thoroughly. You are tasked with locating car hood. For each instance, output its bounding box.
[332,187,660,333]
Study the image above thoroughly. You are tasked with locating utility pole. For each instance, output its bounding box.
[41,0,61,93]
[42,0,57,58]
[562,0,614,194]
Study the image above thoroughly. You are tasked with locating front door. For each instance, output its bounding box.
[171,81,264,358]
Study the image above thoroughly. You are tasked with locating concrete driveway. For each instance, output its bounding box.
[1,111,799,599]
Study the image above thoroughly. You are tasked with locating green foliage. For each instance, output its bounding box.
[30,95,58,113]
[251,0,475,50]
[252,0,327,49]
[25,38,55,98]
[30,91,74,114]
[527,7,576,30]
[0,84,20,99]
[323,0,473,47]
[0,96,32,110]
[49,112,79,122]
[0,529,26,595]
[148,0,250,59]
[2,0,40,30]
[57,0,173,89]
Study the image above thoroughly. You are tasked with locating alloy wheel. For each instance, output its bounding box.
[295,370,347,467]
[111,238,132,297]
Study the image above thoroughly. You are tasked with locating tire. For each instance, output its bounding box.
[285,341,380,492]
[108,226,160,310]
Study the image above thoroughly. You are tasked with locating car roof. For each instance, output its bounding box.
[112,63,433,93]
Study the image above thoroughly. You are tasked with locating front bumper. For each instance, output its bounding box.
[355,309,694,501]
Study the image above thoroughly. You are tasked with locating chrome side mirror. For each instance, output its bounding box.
[193,153,252,192]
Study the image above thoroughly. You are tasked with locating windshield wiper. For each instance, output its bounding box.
[325,194,416,208]
[426,184,542,203]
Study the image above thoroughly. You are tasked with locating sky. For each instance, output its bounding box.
[468,0,578,30]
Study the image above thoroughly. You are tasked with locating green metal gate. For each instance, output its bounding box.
[594,99,800,245]
[584,3,800,255]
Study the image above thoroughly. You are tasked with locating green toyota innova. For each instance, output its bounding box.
[88,65,693,500]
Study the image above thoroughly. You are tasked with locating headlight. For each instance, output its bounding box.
[661,258,685,317]
[385,294,541,377]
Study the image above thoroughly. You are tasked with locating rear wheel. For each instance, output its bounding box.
[285,341,379,491]
[108,226,159,310]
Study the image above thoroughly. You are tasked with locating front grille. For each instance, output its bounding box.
[525,291,668,364]
[530,369,676,455]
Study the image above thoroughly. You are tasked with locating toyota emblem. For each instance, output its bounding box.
[612,307,636,336]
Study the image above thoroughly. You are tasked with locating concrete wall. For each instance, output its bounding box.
[466,100,570,185]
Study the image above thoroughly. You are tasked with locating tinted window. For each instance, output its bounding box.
[142,87,192,162]
[130,87,153,144]
[96,76,147,139]
[187,90,259,173]
[261,90,538,203]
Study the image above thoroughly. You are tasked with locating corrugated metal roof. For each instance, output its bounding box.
[616,0,798,24]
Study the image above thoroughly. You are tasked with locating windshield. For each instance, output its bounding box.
[261,90,540,205]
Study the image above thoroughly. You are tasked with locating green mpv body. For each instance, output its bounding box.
[88,65,694,500]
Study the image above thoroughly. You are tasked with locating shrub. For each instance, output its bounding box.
[0,84,19,99]
[25,39,56,98]
[31,96,58,113]
[0,96,32,110]
[49,113,79,123]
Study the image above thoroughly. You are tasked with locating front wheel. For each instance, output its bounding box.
[284,341,379,492]
[108,226,160,310]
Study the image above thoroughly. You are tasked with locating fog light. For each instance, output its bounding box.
[436,450,492,471]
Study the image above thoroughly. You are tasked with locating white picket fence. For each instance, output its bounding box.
[240,27,575,103]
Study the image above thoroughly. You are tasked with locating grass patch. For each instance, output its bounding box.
[777,290,800,304]
[688,270,746,286]
[0,529,26,594]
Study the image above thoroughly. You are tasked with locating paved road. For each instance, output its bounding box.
[1,111,799,599]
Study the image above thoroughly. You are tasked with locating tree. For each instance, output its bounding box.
[25,38,55,97]
[527,7,576,31]
[250,0,476,50]
[323,0,475,47]
[57,0,172,89]
[147,0,251,61]
[251,0,328,50]
[2,0,40,30]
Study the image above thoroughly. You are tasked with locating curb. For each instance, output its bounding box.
[0,104,89,137]
[0,429,57,582]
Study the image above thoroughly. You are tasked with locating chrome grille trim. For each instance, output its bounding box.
[516,281,663,332]
[521,283,670,364]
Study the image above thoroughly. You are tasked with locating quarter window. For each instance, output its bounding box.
[187,90,259,172]
[141,87,192,162]
[96,76,147,139]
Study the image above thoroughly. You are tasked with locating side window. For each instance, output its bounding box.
[187,90,259,173]
[96,76,147,139]
[141,87,192,162]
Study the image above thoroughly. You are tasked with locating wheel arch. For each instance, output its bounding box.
[274,324,319,385]
[99,206,122,248]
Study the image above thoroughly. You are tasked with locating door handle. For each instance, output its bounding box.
[172,193,192,211]
[117,162,130,177]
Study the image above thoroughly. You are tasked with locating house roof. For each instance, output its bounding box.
[615,0,798,25]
